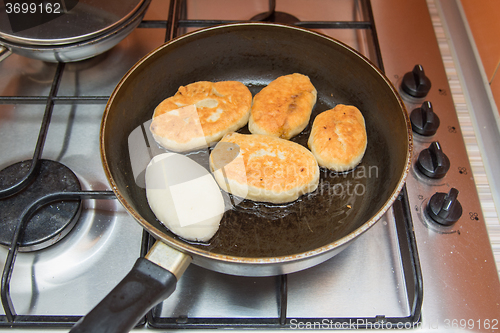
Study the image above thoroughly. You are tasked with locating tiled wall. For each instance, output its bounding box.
[460,0,500,114]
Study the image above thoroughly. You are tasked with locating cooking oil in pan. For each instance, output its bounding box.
[186,162,370,258]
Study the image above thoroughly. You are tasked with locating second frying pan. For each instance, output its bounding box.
[0,0,150,62]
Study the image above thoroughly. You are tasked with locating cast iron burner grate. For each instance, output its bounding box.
[250,0,300,24]
[0,159,82,252]
[1,0,422,329]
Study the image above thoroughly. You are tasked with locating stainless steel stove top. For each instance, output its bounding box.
[1,0,499,332]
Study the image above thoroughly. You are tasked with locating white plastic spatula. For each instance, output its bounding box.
[145,152,225,242]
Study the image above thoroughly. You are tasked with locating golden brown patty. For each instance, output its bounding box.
[150,81,252,152]
[248,73,317,140]
[308,104,367,171]
[209,132,319,204]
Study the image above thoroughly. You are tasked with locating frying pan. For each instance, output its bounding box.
[71,23,412,332]
[0,0,150,62]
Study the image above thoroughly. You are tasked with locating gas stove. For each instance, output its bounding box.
[1,0,499,332]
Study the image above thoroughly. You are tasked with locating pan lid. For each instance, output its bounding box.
[0,0,145,46]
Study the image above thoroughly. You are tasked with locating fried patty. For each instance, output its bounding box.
[210,132,319,204]
[150,81,252,152]
[308,104,367,171]
[249,73,317,140]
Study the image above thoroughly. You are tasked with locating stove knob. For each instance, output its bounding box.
[401,64,432,98]
[426,188,463,226]
[410,101,440,136]
[416,141,450,179]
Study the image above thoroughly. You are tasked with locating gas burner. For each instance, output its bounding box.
[0,159,82,252]
[250,0,299,24]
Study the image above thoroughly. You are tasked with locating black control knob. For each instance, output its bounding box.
[401,65,432,98]
[416,141,450,179]
[426,188,463,226]
[410,101,440,136]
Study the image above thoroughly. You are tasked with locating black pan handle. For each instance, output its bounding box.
[70,241,192,333]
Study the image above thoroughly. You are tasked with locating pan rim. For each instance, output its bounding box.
[101,22,413,267]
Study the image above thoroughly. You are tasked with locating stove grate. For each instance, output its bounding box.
[1,0,422,329]
[0,64,116,326]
